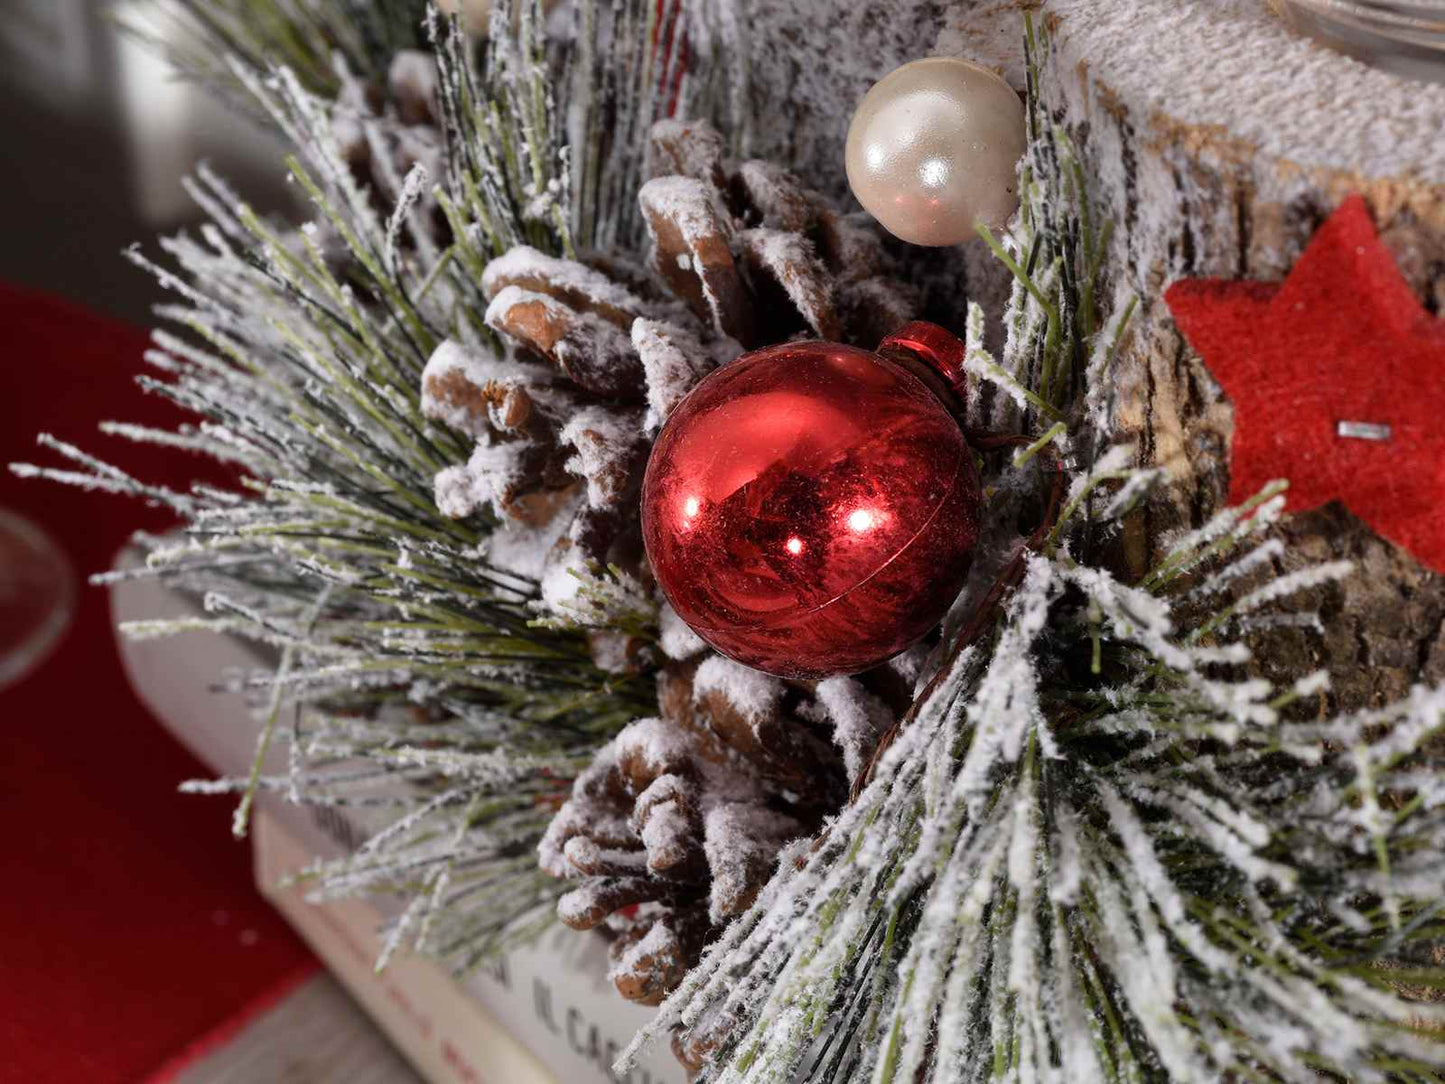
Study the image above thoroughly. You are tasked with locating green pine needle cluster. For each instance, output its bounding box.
[21,0,672,965]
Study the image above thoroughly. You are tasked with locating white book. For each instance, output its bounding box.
[111,551,686,1084]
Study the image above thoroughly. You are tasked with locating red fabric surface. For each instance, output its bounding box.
[142,964,318,1084]
[1165,195,1445,572]
[0,283,315,1083]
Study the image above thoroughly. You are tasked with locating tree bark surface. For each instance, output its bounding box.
[943,0,1445,707]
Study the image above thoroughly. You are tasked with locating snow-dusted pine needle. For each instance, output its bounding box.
[14,0,674,971]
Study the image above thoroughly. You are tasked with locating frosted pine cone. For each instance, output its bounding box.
[419,116,929,1030]
[422,117,923,632]
[476,115,925,421]
[538,656,851,1006]
[538,639,912,1015]
[636,118,922,350]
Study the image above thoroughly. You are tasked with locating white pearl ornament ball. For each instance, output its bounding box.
[846,57,1027,247]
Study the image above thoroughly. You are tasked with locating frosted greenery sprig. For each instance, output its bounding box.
[16,0,671,967]
[625,485,1445,1083]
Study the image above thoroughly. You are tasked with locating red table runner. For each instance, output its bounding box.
[0,283,315,1084]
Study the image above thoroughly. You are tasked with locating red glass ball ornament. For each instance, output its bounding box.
[641,322,982,679]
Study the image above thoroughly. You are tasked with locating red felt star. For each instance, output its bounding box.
[1165,195,1445,573]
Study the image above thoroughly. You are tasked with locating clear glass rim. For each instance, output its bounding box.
[0,509,77,692]
[1276,0,1445,82]
[1281,0,1445,40]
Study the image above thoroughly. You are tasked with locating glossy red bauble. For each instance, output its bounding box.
[641,325,982,679]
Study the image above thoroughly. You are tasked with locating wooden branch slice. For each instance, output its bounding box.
[995,0,1445,705]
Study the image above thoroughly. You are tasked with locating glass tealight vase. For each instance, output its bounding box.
[1273,0,1445,82]
[0,509,75,690]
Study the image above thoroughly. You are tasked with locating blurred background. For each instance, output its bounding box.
[0,0,291,323]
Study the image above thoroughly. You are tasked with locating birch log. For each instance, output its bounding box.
[944,0,1445,708]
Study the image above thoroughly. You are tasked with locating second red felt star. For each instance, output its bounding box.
[1165,195,1445,573]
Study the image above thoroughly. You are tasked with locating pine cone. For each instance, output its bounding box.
[477,116,924,418]
[538,649,917,1066]
[636,118,921,350]
[538,655,850,1006]
[421,116,931,1031]
[423,118,923,639]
